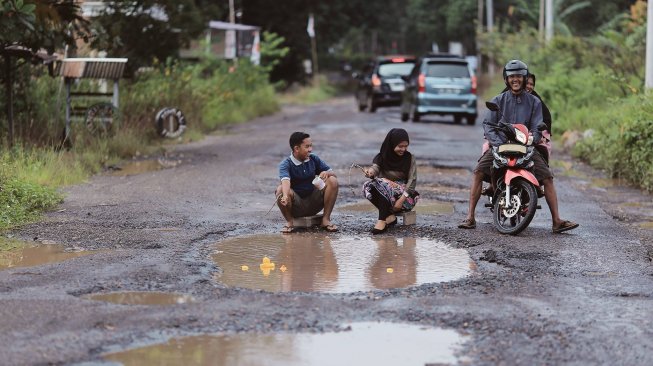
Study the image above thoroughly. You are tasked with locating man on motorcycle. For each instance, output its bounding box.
[458,59,578,234]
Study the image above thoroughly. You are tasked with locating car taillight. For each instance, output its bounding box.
[372,74,381,87]
[391,58,405,63]
[471,75,477,94]
[418,73,425,93]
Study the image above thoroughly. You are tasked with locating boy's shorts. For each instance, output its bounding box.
[292,188,324,217]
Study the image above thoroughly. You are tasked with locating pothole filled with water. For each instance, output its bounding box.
[212,234,473,293]
[104,322,469,366]
[0,238,95,270]
[341,199,454,215]
[83,291,195,305]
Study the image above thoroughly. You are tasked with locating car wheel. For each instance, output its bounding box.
[367,95,377,113]
[400,112,409,122]
[453,114,462,124]
[466,113,477,125]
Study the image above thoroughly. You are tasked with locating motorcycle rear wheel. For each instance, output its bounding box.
[493,178,538,235]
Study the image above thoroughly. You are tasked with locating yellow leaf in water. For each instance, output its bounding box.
[386,268,394,273]
[241,265,249,271]
[280,265,287,272]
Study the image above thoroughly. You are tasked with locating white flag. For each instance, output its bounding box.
[307,14,315,38]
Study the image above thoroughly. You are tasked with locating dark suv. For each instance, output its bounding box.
[354,55,416,113]
[400,54,477,124]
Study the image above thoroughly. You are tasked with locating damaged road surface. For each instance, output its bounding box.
[2,98,652,365]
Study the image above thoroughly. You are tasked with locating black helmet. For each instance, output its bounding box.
[503,59,529,89]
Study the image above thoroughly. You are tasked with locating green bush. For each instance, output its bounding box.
[120,58,279,132]
[575,95,653,192]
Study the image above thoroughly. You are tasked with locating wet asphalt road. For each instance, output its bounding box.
[2,97,653,365]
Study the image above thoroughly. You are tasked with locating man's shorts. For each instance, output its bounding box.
[292,188,324,217]
[474,148,554,183]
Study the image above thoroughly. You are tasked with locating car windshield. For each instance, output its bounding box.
[425,62,469,78]
[378,62,415,77]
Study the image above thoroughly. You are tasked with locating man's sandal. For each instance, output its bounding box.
[457,218,476,229]
[552,220,579,234]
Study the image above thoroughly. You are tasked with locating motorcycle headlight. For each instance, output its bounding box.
[515,129,528,145]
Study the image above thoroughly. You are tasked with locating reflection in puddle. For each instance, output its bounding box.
[84,291,195,305]
[341,200,454,215]
[0,238,93,270]
[104,322,468,366]
[212,234,473,293]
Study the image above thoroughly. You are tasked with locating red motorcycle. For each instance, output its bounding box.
[483,102,543,235]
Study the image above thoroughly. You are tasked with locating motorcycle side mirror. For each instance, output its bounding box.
[485,102,500,112]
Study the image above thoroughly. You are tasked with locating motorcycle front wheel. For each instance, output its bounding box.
[493,178,538,235]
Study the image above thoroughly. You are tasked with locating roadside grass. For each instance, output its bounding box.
[0,149,64,230]
[280,75,337,104]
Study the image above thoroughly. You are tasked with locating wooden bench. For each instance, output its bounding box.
[397,211,416,225]
[293,214,323,228]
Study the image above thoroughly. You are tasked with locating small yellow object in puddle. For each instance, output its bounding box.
[241,265,249,271]
[260,256,275,276]
[280,265,287,272]
[386,268,394,273]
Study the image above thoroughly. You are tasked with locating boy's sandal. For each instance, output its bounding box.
[281,225,295,234]
[321,224,338,232]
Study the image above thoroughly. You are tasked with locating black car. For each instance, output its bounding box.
[354,55,416,113]
[400,54,477,124]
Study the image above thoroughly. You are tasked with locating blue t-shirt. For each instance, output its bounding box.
[279,153,331,198]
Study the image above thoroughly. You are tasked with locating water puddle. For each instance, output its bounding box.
[341,200,454,215]
[104,322,468,365]
[0,238,94,270]
[212,234,473,293]
[84,291,195,305]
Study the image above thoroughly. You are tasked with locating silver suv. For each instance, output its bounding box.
[400,54,477,124]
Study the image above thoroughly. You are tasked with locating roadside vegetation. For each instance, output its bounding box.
[480,0,652,192]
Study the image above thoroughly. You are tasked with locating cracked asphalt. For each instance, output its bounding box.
[2,97,652,365]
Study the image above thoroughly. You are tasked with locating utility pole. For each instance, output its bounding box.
[307,14,318,81]
[226,0,236,59]
[646,0,653,90]
[477,0,484,75]
[486,0,495,77]
[539,0,545,41]
[545,0,554,42]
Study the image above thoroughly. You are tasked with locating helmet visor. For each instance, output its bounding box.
[505,69,527,77]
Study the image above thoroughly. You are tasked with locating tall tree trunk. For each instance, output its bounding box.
[4,54,14,147]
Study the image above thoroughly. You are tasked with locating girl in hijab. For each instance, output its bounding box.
[363,128,419,234]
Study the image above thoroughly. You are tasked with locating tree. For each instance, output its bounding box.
[89,1,225,75]
[1,0,87,146]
